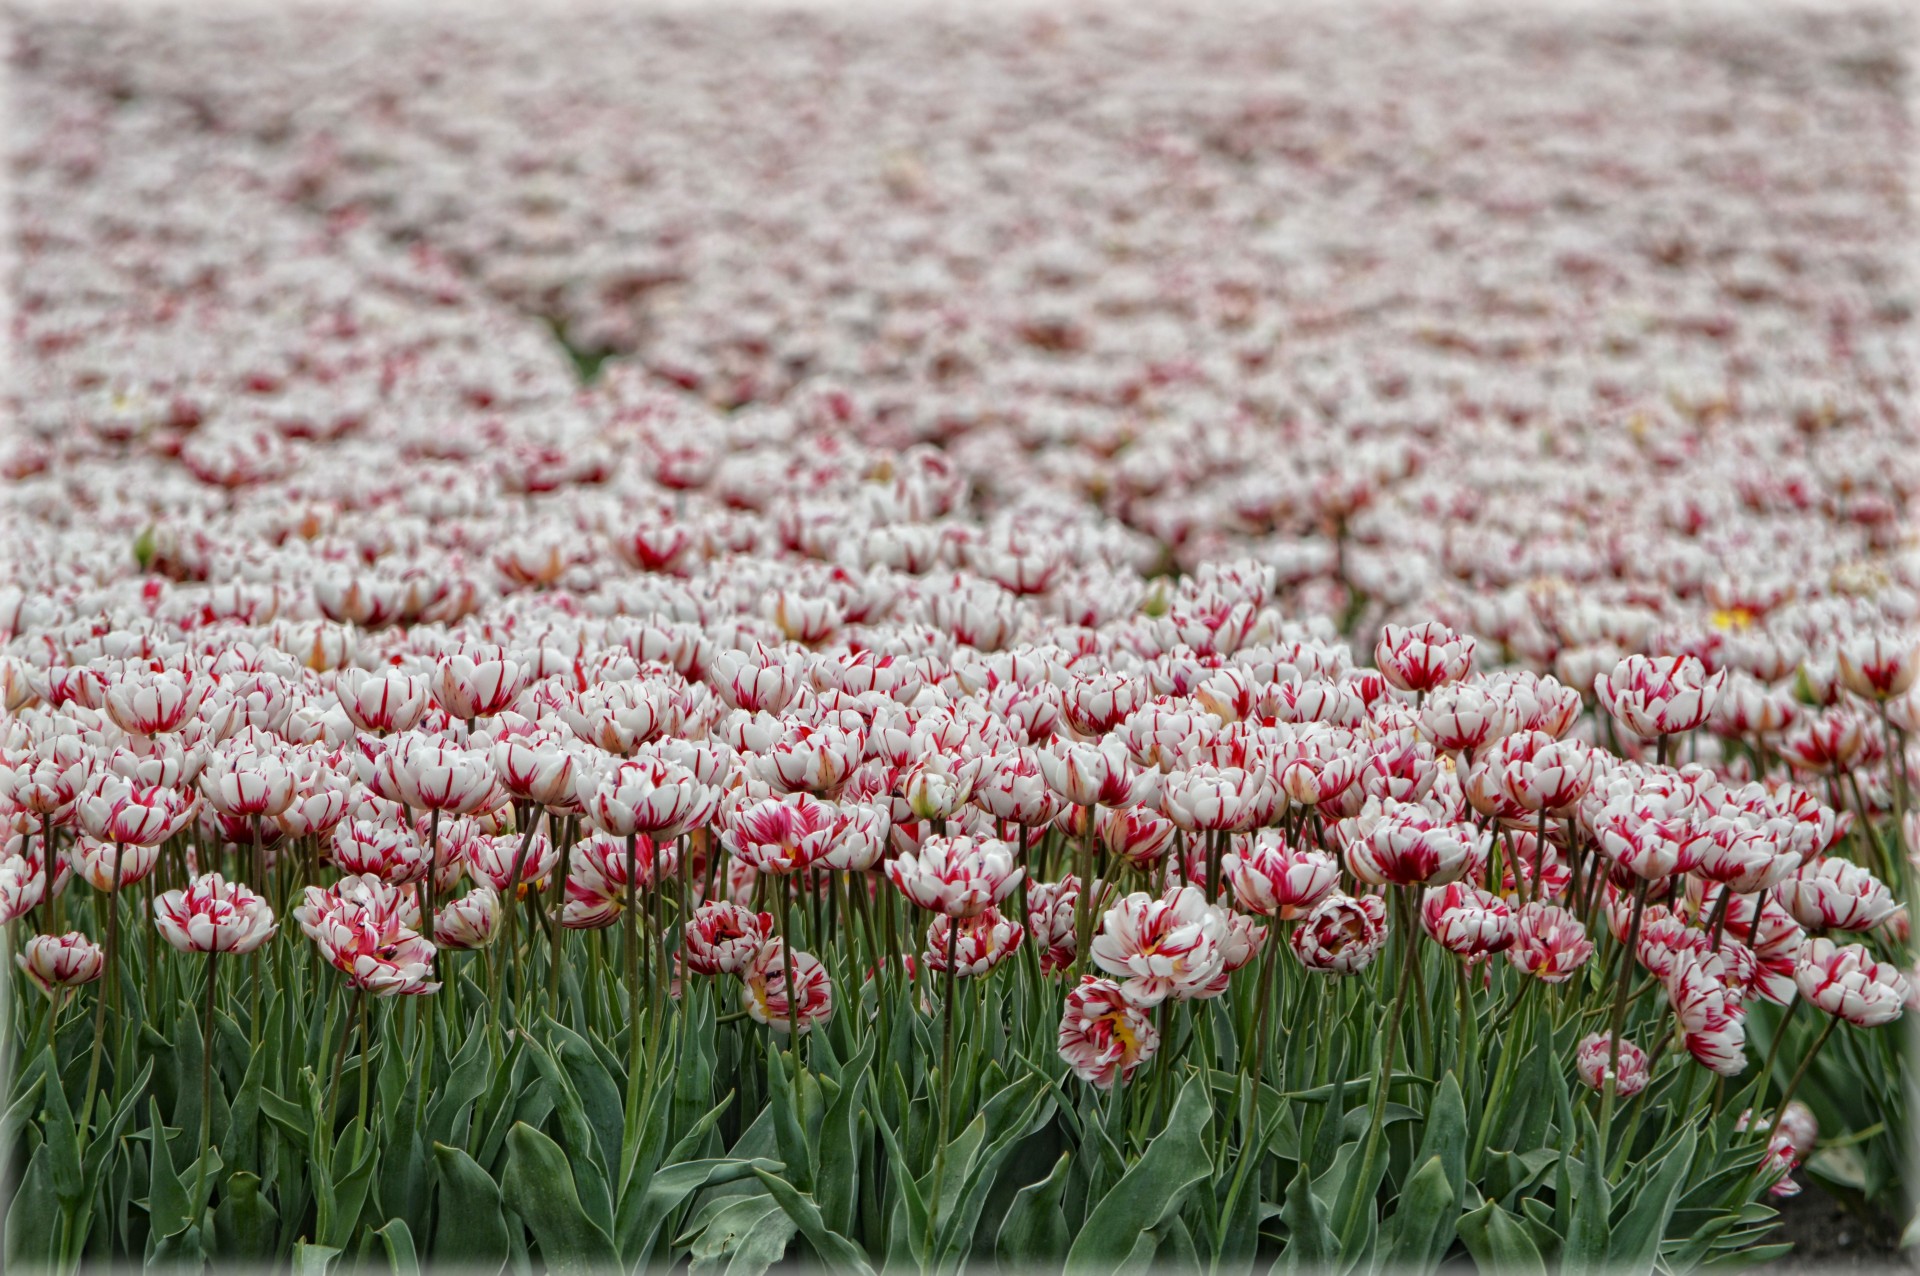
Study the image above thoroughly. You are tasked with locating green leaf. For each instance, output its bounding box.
[1377,1154,1457,1276]
[292,1240,342,1276]
[498,1122,619,1272]
[996,1150,1072,1267]
[1457,1198,1547,1276]
[3,1145,61,1271]
[214,1171,279,1263]
[146,1098,190,1240]
[376,1218,421,1276]
[750,1167,875,1276]
[617,1157,782,1266]
[1610,1125,1697,1275]
[766,1049,814,1194]
[1065,1071,1214,1270]
[683,1194,795,1276]
[39,1046,82,1205]
[816,1035,875,1238]
[221,1044,268,1177]
[430,1142,510,1274]
[1274,1157,1337,1275]
[1561,1111,1611,1276]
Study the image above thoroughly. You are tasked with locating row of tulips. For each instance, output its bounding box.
[3,617,1914,1272]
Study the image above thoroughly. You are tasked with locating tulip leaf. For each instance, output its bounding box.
[499,1121,619,1272]
[1457,1197,1547,1276]
[996,1150,1073,1266]
[430,1142,510,1273]
[1065,1071,1214,1270]
[750,1166,875,1276]
[375,1217,421,1276]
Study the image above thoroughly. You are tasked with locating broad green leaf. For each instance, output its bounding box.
[431,1142,510,1274]
[1609,1125,1695,1275]
[750,1167,875,1276]
[375,1217,421,1276]
[498,1122,619,1272]
[292,1240,342,1276]
[996,1150,1072,1267]
[1274,1157,1337,1275]
[1561,1111,1611,1276]
[1457,1198,1547,1276]
[1065,1071,1213,1270]
[3,1145,60,1271]
[214,1171,279,1263]
[1377,1154,1457,1276]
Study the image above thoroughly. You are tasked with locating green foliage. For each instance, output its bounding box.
[1,840,1886,1275]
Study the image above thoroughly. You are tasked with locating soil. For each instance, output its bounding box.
[1770,1181,1914,1271]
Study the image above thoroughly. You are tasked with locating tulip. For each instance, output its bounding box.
[887,833,1022,918]
[1419,882,1515,956]
[684,901,774,975]
[335,668,432,735]
[1341,797,1478,887]
[1056,975,1160,1089]
[1289,892,1388,975]
[15,930,105,997]
[153,873,277,955]
[435,884,501,949]
[1795,937,1909,1027]
[1025,877,1081,974]
[1575,1032,1649,1098]
[741,939,832,1034]
[1595,654,1724,743]
[1505,902,1593,983]
[1376,621,1475,694]
[923,906,1025,977]
[1775,858,1899,932]
[1223,832,1339,918]
[1089,885,1228,1005]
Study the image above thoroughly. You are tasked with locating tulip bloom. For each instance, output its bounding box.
[886,833,1021,918]
[335,668,431,735]
[1668,951,1748,1075]
[924,906,1026,977]
[435,884,501,949]
[1056,975,1160,1089]
[153,874,277,954]
[1420,883,1516,956]
[1289,892,1388,975]
[1376,622,1475,694]
[1090,885,1228,1005]
[1776,858,1899,932]
[1575,1032,1649,1098]
[1342,798,1478,886]
[15,931,105,997]
[1795,938,1910,1027]
[1026,877,1081,974]
[1505,902,1594,983]
[332,819,430,884]
[685,901,774,975]
[1224,832,1338,918]
[741,940,832,1034]
[590,756,710,839]
[1595,654,1724,740]
[75,776,195,847]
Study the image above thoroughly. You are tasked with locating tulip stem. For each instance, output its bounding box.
[1775,1015,1839,1118]
[199,949,217,1160]
[624,833,642,1081]
[77,847,124,1146]
[355,991,372,1162]
[548,816,574,1015]
[1597,879,1651,1170]
[1754,997,1803,1110]
[926,918,960,1259]
[1338,884,1416,1250]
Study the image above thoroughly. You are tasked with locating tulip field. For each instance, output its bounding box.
[4,2,1918,1272]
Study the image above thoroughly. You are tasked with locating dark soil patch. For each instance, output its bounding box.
[1769,1180,1913,1271]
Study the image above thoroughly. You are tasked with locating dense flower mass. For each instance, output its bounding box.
[2,4,1916,1271]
